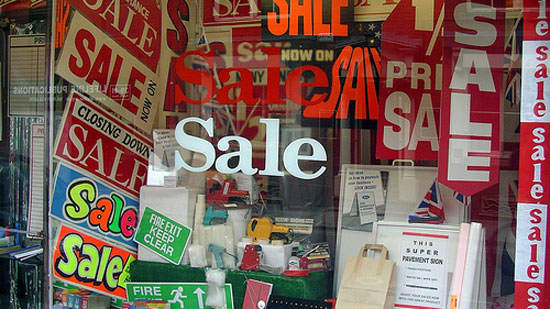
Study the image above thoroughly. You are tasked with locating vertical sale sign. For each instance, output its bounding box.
[515,0,550,307]
[376,0,444,161]
[438,0,504,197]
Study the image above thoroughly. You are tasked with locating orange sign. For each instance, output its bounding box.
[52,225,136,299]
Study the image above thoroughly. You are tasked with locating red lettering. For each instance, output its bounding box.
[167,0,189,54]
[263,47,285,104]
[337,47,367,119]
[534,102,546,117]
[528,227,542,241]
[530,243,539,262]
[289,0,312,35]
[267,0,348,36]
[286,65,328,106]
[536,81,544,100]
[69,29,94,78]
[527,264,540,279]
[175,50,216,104]
[124,68,145,115]
[267,0,289,35]
[120,209,137,238]
[302,46,351,118]
[106,54,125,103]
[530,208,543,223]
[331,0,348,36]
[217,68,258,105]
[85,45,112,91]
[536,45,549,61]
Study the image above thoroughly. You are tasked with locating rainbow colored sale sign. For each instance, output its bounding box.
[50,163,139,250]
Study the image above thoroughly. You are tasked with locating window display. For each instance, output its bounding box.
[0,0,542,308]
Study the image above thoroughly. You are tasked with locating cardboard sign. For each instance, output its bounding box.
[56,12,160,133]
[438,0,504,196]
[50,163,139,250]
[515,1,550,306]
[376,0,443,160]
[53,224,136,299]
[65,0,161,72]
[134,207,192,264]
[204,0,260,26]
[126,282,234,309]
[54,90,152,198]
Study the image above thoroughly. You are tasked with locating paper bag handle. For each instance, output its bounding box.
[357,244,388,275]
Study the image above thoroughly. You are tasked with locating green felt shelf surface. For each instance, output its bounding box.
[128,260,331,308]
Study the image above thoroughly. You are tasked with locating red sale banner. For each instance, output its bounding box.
[65,0,161,72]
[515,0,550,307]
[438,0,504,197]
[56,12,160,133]
[376,0,443,160]
[54,90,152,198]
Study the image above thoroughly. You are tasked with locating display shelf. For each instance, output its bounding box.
[128,260,330,309]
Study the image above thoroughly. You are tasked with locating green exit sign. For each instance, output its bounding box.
[134,207,192,264]
[126,282,234,309]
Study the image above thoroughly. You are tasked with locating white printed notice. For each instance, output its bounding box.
[395,232,449,309]
[342,167,385,214]
[340,165,385,231]
[354,191,377,225]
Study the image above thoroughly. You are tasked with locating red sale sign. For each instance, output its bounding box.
[54,90,152,198]
[203,0,260,26]
[438,0,504,197]
[65,0,161,72]
[376,0,443,160]
[515,0,550,307]
[56,12,160,133]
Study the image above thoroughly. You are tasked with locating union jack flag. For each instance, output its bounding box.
[409,179,444,224]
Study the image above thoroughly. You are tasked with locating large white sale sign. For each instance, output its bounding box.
[515,1,550,307]
[56,12,160,133]
[438,0,504,197]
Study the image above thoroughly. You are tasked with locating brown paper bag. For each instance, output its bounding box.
[335,244,396,309]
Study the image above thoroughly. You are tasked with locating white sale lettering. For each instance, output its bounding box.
[447,3,495,182]
[438,0,503,196]
[174,117,327,180]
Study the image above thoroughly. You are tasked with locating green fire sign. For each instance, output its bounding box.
[126,282,234,309]
[134,207,192,264]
